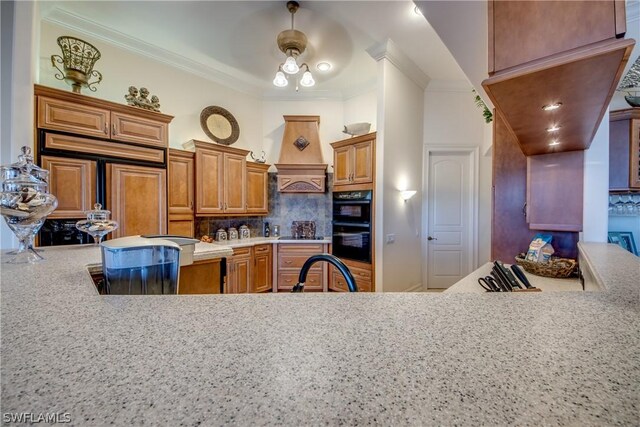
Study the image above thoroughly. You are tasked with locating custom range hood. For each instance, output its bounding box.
[275,115,327,193]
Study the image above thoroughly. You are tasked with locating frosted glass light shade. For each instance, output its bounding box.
[400,190,417,201]
[282,56,299,74]
[273,71,288,87]
[300,70,315,87]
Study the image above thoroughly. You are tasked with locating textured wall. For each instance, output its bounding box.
[196,173,333,240]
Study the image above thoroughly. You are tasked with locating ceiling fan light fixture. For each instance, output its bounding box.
[282,55,300,74]
[272,1,316,90]
[300,69,315,87]
[273,70,288,87]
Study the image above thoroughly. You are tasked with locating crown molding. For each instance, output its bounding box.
[42,8,266,98]
[426,79,472,93]
[366,39,430,90]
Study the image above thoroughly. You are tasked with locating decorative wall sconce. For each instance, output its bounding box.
[400,190,417,202]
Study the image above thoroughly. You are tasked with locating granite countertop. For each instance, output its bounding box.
[1,242,638,425]
[447,262,583,293]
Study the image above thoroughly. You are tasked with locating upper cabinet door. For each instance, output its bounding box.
[106,163,167,238]
[168,150,194,215]
[352,140,373,184]
[37,96,109,139]
[333,145,352,186]
[41,156,96,218]
[111,111,168,148]
[195,148,224,215]
[489,0,623,74]
[223,153,246,214]
[246,163,269,215]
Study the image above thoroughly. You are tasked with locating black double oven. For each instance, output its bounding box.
[332,190,372,263]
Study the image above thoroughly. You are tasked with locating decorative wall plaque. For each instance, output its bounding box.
[200,106,240,145]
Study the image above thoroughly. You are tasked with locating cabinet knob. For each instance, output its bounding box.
[104,123,108,134]
[112,123,117,135]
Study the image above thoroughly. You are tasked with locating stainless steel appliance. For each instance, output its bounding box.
[332,190,372,263]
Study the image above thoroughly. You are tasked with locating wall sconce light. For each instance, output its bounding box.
[400,190,417,202]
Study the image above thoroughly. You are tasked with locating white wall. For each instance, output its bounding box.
[343,89,377,133]
[423,85,492,267]
[1,1,38,250]
[377,59,425,292]
[39,21,264,155]
[582,111,610,242]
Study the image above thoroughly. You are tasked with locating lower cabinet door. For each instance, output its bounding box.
[178,259,222,294]
[226,248,252,293]
[106,163,166,238]
[252,245,272,293]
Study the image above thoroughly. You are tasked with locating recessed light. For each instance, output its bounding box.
[414,6,423,16]
[547,125,561,132]
[549,140,560,146]
[316,62,332,72]
[542,103,563,111]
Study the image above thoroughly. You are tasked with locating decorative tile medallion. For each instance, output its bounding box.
[294,136,309,151]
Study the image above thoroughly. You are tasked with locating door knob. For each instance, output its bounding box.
[427,236,437,241]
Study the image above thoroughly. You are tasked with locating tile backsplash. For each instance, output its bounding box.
[195,173,333,239]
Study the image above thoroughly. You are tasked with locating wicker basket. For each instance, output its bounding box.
[515,254,577,278]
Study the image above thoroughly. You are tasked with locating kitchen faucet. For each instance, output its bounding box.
[292,254,357,292]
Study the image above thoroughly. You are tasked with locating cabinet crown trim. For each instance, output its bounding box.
[34,84,174,123]
[183,139,250,156]
[330,132,376,148]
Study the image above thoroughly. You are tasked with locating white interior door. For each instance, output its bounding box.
[426,151,473,288]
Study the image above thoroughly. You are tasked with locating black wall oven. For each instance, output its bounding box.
[332,190,372,263]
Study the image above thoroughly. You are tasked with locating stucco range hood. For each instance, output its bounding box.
[275,115,327,193]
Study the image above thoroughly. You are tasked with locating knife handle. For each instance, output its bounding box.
[511,264,533,289]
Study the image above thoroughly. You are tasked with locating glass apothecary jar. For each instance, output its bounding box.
[75,203,119,245]
[0,147,58,264]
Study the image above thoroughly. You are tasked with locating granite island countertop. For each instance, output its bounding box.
[1,242,638,425]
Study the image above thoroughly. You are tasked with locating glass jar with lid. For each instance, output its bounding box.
[0,147,58,263]
[75,203,119,245]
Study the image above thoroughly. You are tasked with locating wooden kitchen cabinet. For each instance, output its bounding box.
[252,244,272,293]
[488,0,626,74]
[36,85,172,148]
[40,156,96,219]
[178,258,223,294]
[246,162,270,215]
[276,243,328,292]
[37,95,110,139]
[168,149,194,237]
[527,151,584,232]
[482,3,633,156]
[111,111,167,148]
[106,163,167,239]
[187,140,250,216]
[226,247,252,294]
[609,108,640,191]
[329,259,372,292]
[331,132,375,189]
[492,112,579,261]
[223,151,246,214]
[34,85,173,247]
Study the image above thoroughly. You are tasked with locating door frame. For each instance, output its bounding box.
[422,145,479,289]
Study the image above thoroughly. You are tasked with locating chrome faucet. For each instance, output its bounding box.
[292,253,358,292]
